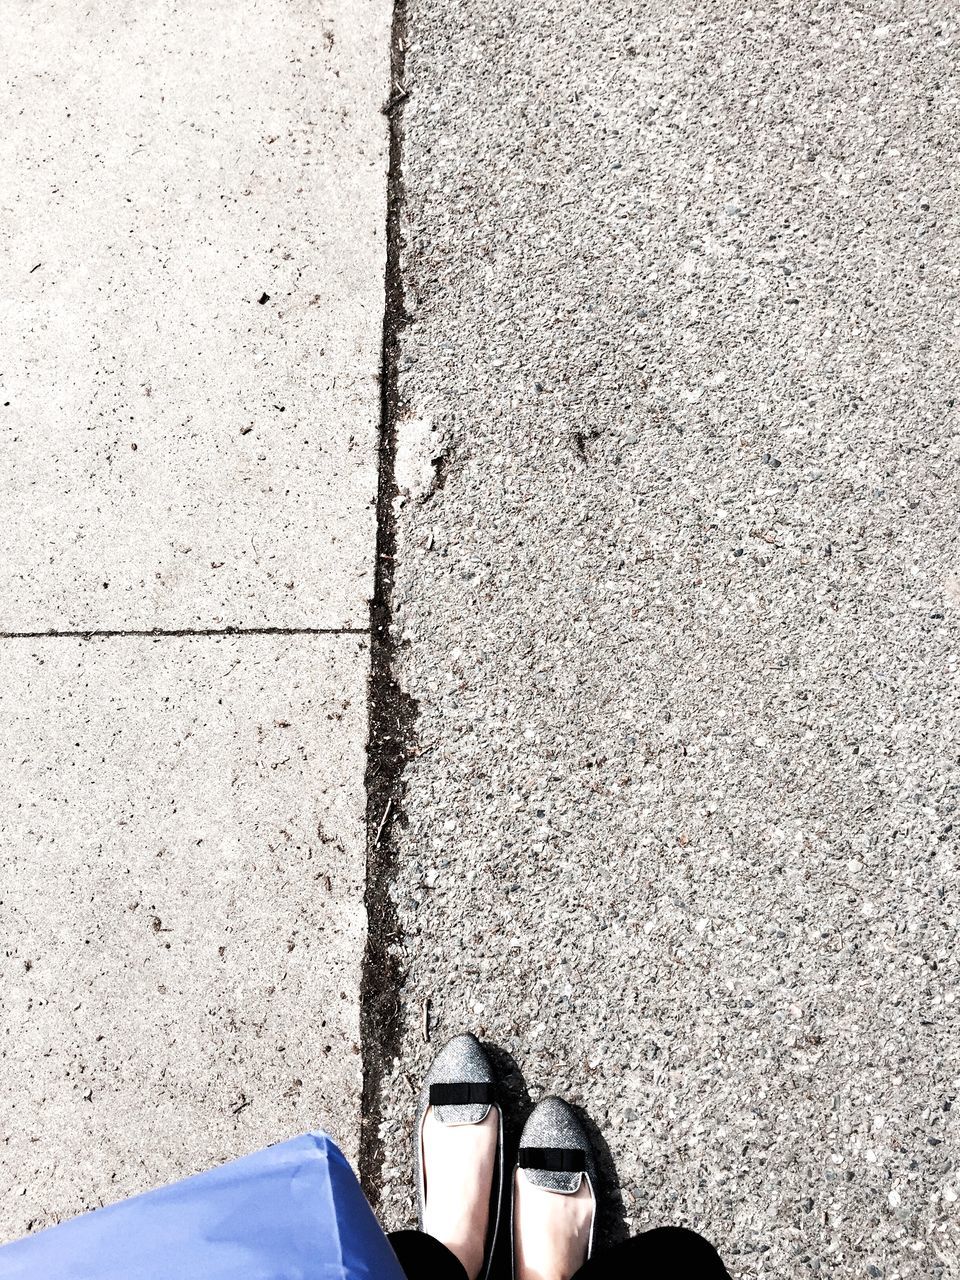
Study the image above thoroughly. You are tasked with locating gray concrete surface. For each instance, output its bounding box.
[377,4,960,1278]
[0,0,391,1244]
[0,634,368,1239]
[0,0,389,630]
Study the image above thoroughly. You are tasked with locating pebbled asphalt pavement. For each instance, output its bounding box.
[374,4,960,1278]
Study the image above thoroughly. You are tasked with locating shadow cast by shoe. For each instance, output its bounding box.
[566,1102,630,1250]
[479,1043,629,1276]
[479,1041,531,1280]
[480,1041,534,1155]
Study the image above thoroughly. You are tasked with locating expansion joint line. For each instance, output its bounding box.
[359,0,417,1206]
[0,628,367,639]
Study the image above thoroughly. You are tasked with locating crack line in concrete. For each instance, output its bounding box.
[359,0,417,1207]
[0,628,368,639]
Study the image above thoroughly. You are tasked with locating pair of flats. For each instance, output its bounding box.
[415,1034,597,1280]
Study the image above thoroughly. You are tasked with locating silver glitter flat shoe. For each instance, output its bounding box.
[415,1033,504,1280]
[511,1096,597,1278]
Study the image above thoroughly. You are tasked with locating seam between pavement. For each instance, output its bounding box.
[359,0,417,1208]
[0,627,368,638]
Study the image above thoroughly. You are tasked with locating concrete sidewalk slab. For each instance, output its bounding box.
[376,4,960,1279]
[0,634,367,1241]
[0,0,389,630]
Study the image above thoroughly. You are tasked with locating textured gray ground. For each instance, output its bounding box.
[378,4,960,1278]
[0,635,368,1238]
[0,0,390,1243]
[0,0,388,628]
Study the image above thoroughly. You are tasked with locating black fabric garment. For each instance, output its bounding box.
[388,1229,469,1280]
[387,1226,731,1279]
[573,1227,732,1278]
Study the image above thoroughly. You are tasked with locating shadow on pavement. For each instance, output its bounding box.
[568,1101,630,1250]
[481,1041,630,1272]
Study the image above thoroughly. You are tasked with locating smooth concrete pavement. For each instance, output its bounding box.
[0,0,390,1241]
[0,0,387,630]
[0,635,368,1233]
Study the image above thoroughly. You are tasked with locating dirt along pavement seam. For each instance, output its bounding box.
[359,0,417,1207]
[0,628,368,639]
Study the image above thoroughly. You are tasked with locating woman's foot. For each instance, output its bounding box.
[514,1175,595,1280]
[417,1034,503,1280]
[422,1107,499,1280]
[513,1097,597,1280]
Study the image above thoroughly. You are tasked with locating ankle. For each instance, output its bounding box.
[431,1225,484,1280]
[514,1176,595,1280]
[420,1107,499,1280]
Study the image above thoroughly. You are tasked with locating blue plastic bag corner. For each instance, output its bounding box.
[0,1131,406,1280]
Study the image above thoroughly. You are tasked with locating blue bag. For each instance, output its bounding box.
[0,1132,406,1280]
